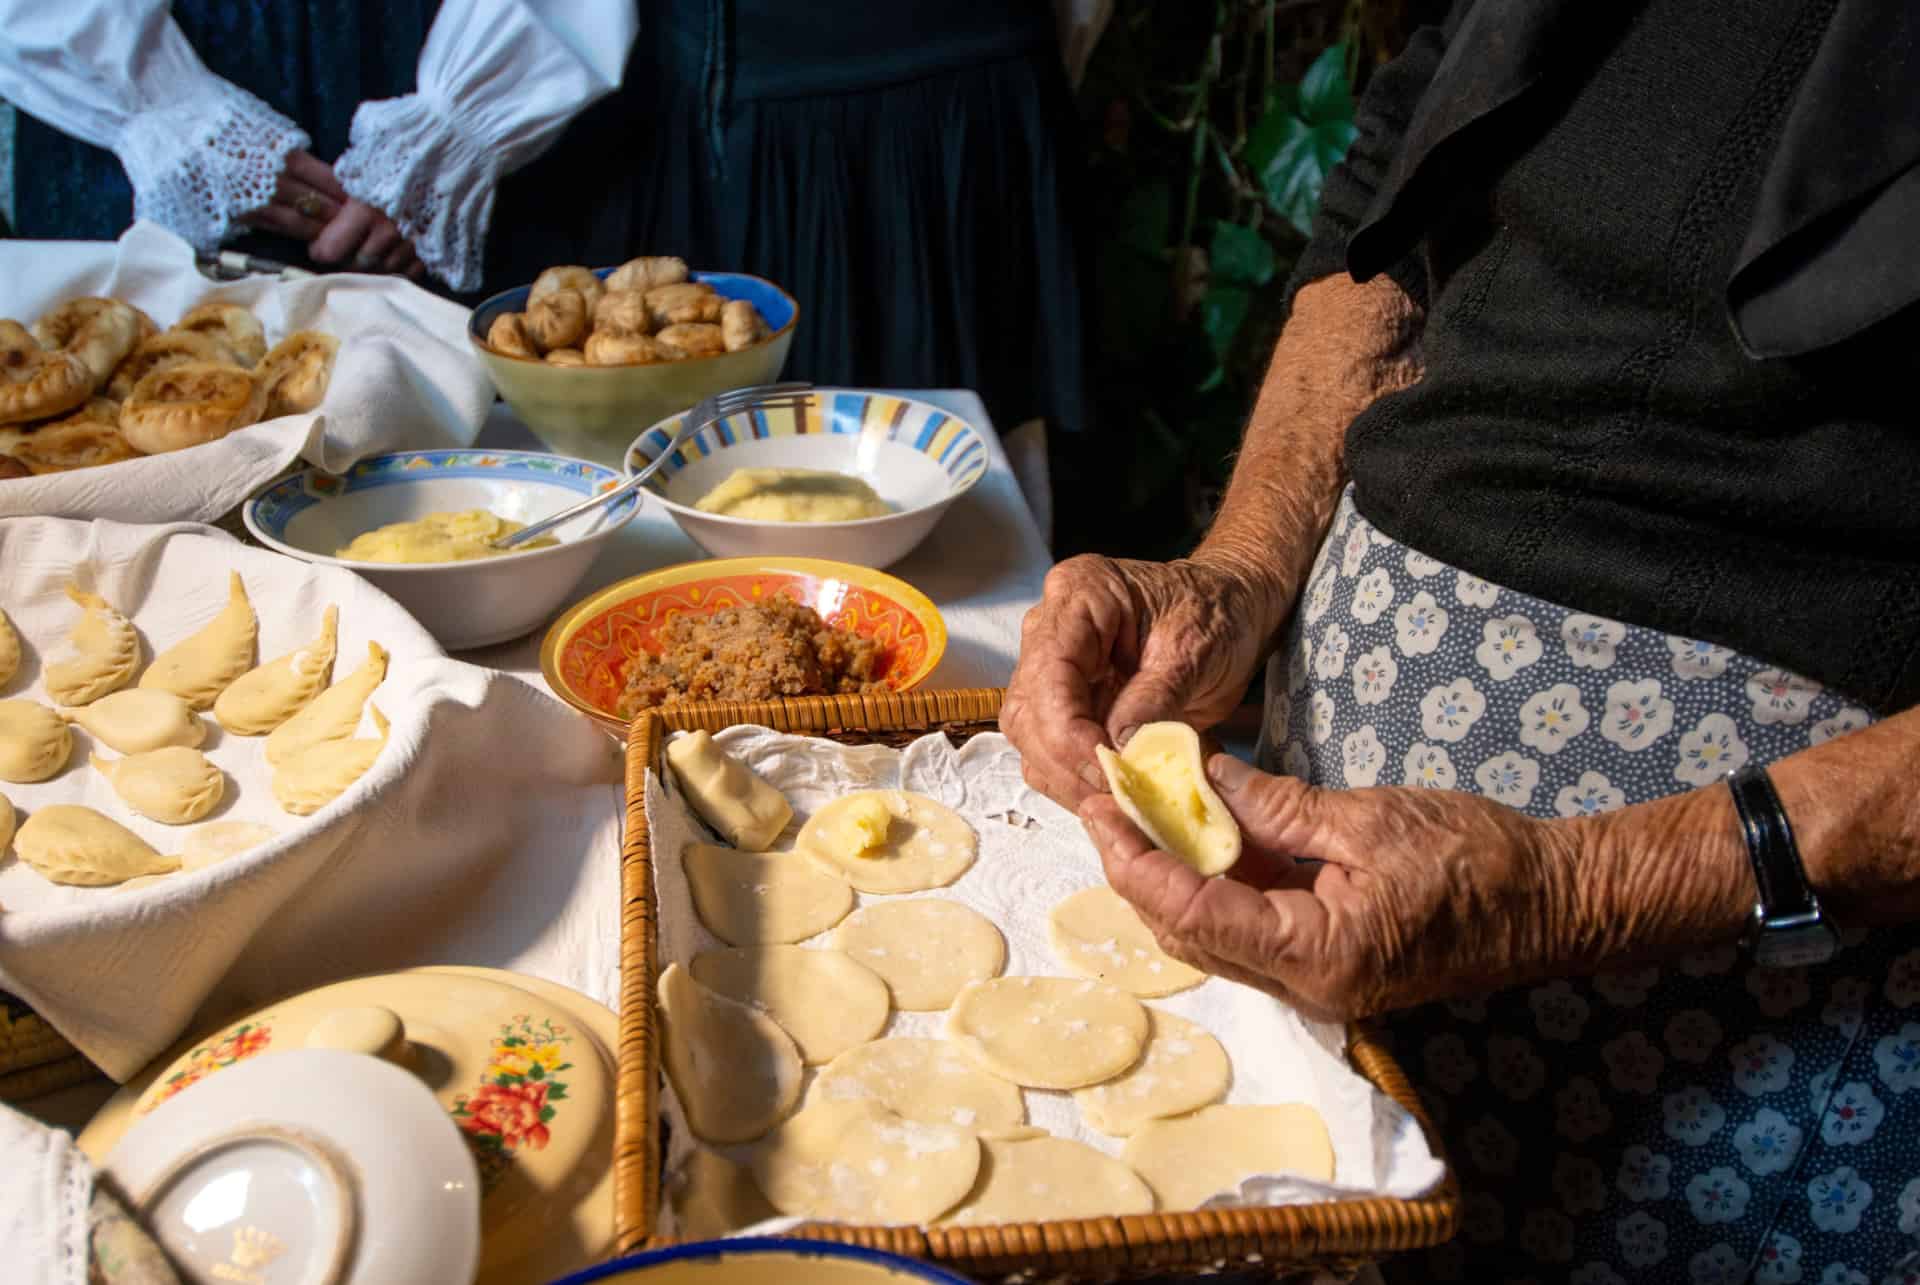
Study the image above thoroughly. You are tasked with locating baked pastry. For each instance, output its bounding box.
[107,331,230,401]
[32,297,141,388]
[529,265,605,312]
[721,299,770,351]
[0,455,28,480]
[607,255,689,293]
[256,330,339,417]
[585,330,672,365]
[120,361,268,455]
[592,289,653,336]
[12,399,139,474]
[656,322,725,358]
[525,288,588,351]
[544,347,586,366]
[486,313,538,359]
[0,329,91,425]
[645,283,723,326]
[170,303,267,366]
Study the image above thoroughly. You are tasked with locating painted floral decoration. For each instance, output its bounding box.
[140,1020,276,1115]
[452,1014,573,1192]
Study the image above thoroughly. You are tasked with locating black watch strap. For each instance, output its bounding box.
[1726,764,1837,968]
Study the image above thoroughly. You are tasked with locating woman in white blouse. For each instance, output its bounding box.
[0,0,637,292]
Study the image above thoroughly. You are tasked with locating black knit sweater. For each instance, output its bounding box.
[1297,0,1920,712]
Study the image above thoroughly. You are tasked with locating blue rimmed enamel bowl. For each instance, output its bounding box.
[244,449,639,650]
[547,1238,978,1285]
[624,389,988,569]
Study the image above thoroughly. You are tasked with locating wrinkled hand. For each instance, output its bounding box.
[239,148,349,242]
[1079,754,1588,1022]
[309,198,423,279]
[1001,555,1283,811]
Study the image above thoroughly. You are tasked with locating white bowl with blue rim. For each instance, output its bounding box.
[545,1237,979,1285]
[470,269,798,470]
[624,389,987,569]
[244,448,640,651]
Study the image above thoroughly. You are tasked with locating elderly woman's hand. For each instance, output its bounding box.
[1079,754,1752,1022]
[1001,555,1286,812]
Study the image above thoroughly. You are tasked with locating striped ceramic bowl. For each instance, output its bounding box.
[624,389,987,569]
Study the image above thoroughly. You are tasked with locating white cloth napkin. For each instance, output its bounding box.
[645,727,1446,1232]
[0,1103,91,1285]
[0,221,494,523]
[0,517,622,1080]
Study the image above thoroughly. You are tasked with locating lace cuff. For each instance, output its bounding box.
[334,94,499,292]
[117,78,309,256]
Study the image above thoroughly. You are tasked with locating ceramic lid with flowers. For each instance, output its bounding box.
[80,966,618,1285]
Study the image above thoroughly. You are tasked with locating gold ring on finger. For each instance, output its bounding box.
[294,193,325,219]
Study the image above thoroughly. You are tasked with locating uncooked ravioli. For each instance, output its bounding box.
[264,641,386,765]
[941,1135,1155,1225]
[0,607,19,689]
[0,791,14,854]
[92,747,224,825]
[749,1097,981,1225]
[947,977,1149,1090]
[138,571,256,709]
[810,1037,1025,1134]
[44,587,141,706]
[687,946,890,1064]
[271,706,389,815]
[1048,885,1205,997]
[831,900,1006,1010]
[682,842,853,945]
[61,689,204,754]
[1073,1009,1230,1135]
[0,700,72,782]
[1121,1104,1335,1210]
[215,604,337,734]
[657,962,802,1144]
[797,790,976,893]
[14,804,179,887]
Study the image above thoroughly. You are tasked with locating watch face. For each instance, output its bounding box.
[1755,923,1839,970]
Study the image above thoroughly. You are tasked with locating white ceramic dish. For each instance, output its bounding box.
[103,1048,481,1285]
[625,389,988,569]
[245,449,639,650]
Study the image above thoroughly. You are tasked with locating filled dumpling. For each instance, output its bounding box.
[139,571,256,709]
[44,586,141,706]
[93,747,225,825]
[14,804,180,886]
[61,688,204,755]
[0,607,20,690]
[214,605,337,735]
[271,705,390,815]
[0,699,73,783]
[264,641,386,765]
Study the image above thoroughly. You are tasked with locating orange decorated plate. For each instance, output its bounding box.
[539,557,947,733]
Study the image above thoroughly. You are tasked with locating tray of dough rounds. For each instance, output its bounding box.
[618,689,1459,1281]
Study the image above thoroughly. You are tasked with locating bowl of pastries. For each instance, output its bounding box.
[626,389,987,570]
[470,257,796,470]
[0,295,335,477]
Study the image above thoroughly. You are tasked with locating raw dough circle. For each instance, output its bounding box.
[1048,886,1206,997]
[797,790,977,894]
[0,699,73,782]
[683,843,853,945]
[749,1097,981,1225]
[1073,1008,1231,1135]
[832,899,1006,1010]
[688,946,890,1065]
[947,977,1149,1090]
[811,1037,1025,1133]
[658,963,802,1144]
[941,1135,1155,1225]
[1121,1104,1335,1210]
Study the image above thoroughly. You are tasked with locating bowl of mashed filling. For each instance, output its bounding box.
[625,389,988,569]
[245,449,640,650]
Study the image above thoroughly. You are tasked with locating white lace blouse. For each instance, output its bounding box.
[0,0,638,290]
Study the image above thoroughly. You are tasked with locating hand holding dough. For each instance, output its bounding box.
[271,706,389,815]
[138,571,256,709]
[658,962,802,1144]
[665,730,791,850]
[265,641,386,765]
[92,747,224,825]
[215,605,337,734]
[44,586,141,706]
[0,700,73,782]
[15,804,179,886]
[1096,722,1242,876]
[61,689,204,754]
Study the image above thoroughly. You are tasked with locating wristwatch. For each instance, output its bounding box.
[1726,764,1839,969]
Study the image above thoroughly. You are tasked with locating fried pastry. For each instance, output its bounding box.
[645,283,723,326]
[656,323,725,358]
[12,399,139,474]
[584,330,671,365]
[721,299,770,352]
[120,360,268,455]
[170,302,267,366]
[45,586,141,706]
[32,298,141,388]
[544,347,586,366]
[529,265,605,312]
[525,288,589,351]
[486,313,538,359]
[607,255,689,293]
[139,571,256,709]
[256,330,338,416]
[215,604,337,735]
[592,288,653,336]
[107,331,232,401]
[0,338,90,425]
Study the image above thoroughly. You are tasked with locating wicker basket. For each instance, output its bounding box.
[619,689,1460,1280]
[0,990,98,1101]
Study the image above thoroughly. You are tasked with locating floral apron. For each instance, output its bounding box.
[1261,489,1920,1284]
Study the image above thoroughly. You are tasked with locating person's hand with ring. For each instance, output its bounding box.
[308,197,424,278]
[239,148,349,241]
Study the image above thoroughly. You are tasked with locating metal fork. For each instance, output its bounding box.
[491,382,815,550]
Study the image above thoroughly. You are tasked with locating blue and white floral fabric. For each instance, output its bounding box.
[1260,489,1920,1284]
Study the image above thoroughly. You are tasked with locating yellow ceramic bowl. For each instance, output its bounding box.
[470,270,798,470]
[539,556,947,735]
[548,1239,977,1285]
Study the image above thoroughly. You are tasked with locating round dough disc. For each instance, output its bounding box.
[811,1037,1025,1133]
[1048,885,1205,997]
[942,1135,1155,1225]
[1121,1104,1335,1210]
[657,963,802,1144]
[688,946,890,1065]
[797,790,977,894]
[947,977,1149,1090]
[749,1097,981,1224]
[683,842,853,945]
[1073,1008,1231,1135]
[832,899,1006,1010]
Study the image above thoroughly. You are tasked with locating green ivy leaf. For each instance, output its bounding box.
[1297,43,1355,125]
[1245,44,1359,239]
[1208,222,1275,287]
